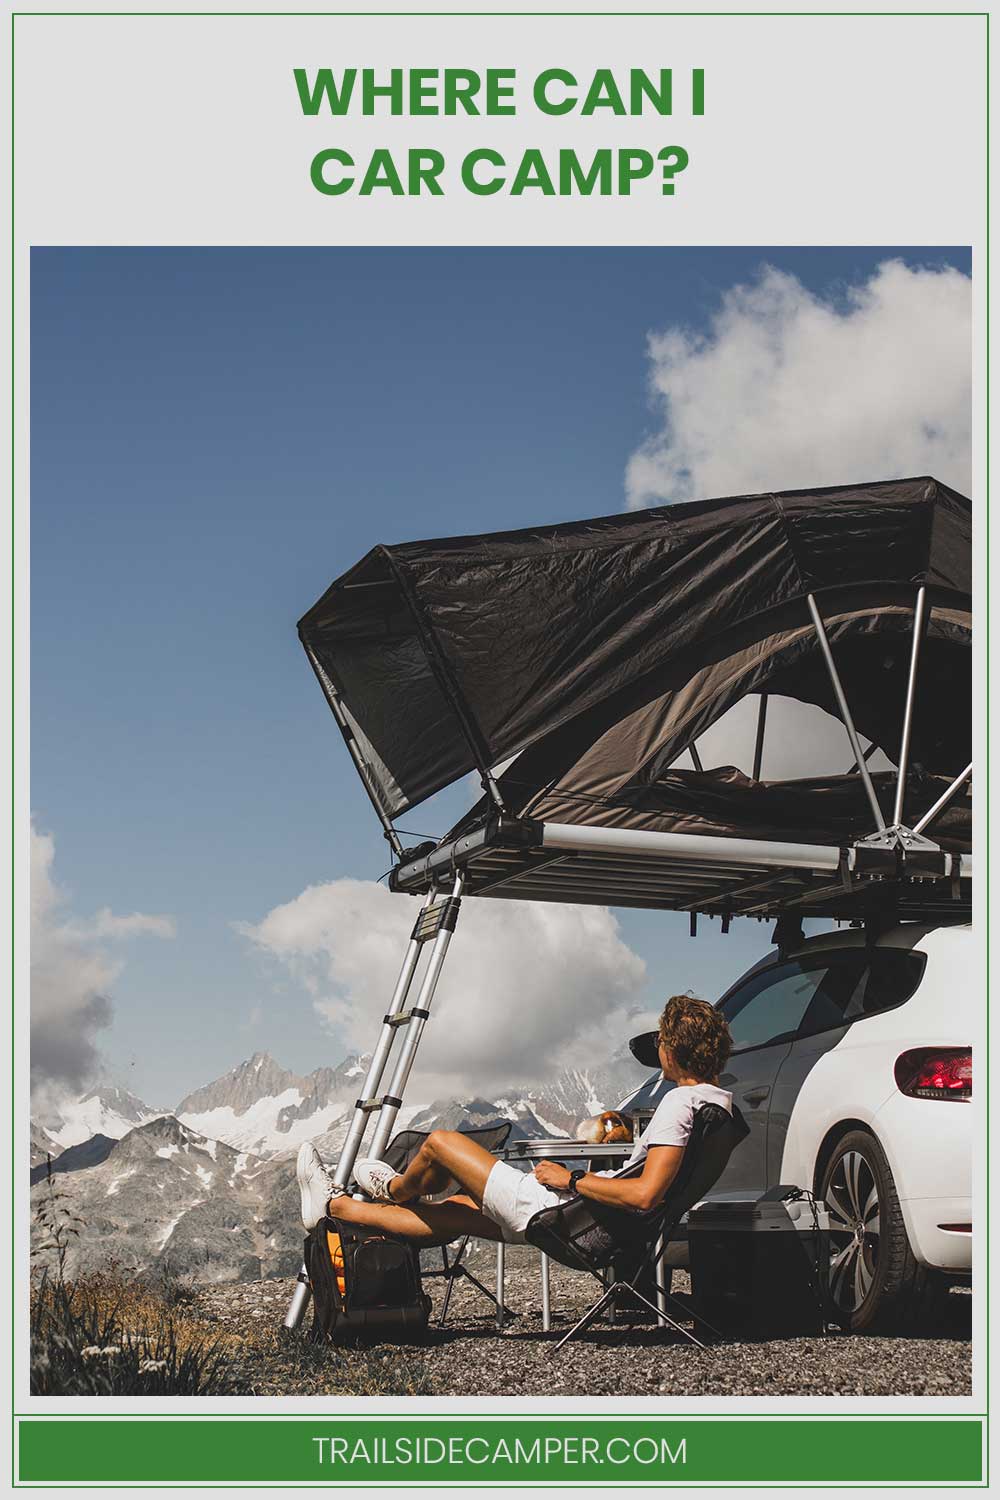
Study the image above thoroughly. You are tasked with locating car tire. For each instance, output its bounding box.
[820,1128,937,1333]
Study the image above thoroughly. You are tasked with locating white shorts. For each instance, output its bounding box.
[481,1160,570,1244]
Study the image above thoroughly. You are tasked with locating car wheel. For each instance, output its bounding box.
[820,1128,933,1333]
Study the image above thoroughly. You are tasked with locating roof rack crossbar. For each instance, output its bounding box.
[679,867,806,912]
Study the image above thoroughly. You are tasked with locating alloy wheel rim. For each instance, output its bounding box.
[826,1150,880,1314]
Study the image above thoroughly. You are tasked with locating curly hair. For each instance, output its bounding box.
[657,993,732,1081]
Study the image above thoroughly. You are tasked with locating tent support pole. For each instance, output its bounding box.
[752,694,768,781]
[378,551,510,817]
[302,642,404,860]
[481,770,507,813]
[846,740,879,775]
[892,587,928,827]
[806,594,886,832]
[689,742,704,773]
[913,763,972,835]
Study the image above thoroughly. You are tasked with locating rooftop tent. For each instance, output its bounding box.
[298,476,971,922]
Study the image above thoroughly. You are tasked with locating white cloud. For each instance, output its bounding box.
[30,822,176,1104]
[90,908,177,941]
[238,879,646,1096]
[625,259,971,509]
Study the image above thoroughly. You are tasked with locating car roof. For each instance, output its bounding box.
[714,920,970,1003]
[786,920,970,957]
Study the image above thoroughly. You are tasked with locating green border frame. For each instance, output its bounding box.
[10,4,989,1488]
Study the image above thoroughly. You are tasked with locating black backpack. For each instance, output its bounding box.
[303,1215,432,1343]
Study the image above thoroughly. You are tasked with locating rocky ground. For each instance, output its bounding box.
[188,1244,973,1398]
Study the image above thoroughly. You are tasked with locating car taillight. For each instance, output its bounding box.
[895,1047,971,1100]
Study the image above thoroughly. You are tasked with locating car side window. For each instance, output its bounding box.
[720,960,840,1053]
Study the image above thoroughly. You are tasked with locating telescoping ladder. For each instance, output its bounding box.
[283,873,464,1331]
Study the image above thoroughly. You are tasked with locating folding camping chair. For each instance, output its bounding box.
[383,1121,515,1328]
[524,1103,749,1352]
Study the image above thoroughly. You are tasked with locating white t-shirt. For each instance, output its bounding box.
[597,1083,733,1178]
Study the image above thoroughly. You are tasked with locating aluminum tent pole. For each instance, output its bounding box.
[366,873,465,1161]
[912,763,972,835]
[892,587,928,828]
[302,642,405,860]
[806,593,887,832]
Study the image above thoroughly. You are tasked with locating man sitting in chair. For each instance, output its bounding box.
[296,994,733,1245]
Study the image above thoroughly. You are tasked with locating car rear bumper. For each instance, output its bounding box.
[900,1199,972,1272]
[873,1091,972,1271]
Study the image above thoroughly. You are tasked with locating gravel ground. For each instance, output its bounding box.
[190,1242,972,1398]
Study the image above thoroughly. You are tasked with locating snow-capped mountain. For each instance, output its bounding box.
[173,1045,647,1159]
[30,1114,301,1283]
[36,1046,652,1165]
[30,1121,61,1167]
[175,1051,372,1158]
[41,1085,167,1150]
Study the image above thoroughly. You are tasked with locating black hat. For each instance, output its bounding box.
[628,1030,661,1069]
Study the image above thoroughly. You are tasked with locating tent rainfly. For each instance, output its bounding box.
[298,476,971,926]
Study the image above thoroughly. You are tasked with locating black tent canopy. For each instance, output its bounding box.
[299,477,971,923]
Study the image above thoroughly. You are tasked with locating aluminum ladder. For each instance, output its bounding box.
[283,872,464,1330]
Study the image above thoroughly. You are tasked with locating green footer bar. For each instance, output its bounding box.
[16,1418,984,1486]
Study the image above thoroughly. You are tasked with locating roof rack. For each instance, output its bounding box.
[389,813,972,924]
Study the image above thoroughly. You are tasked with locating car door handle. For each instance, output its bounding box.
[742,1086,770,1106]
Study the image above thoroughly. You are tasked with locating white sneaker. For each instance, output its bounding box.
[296,1141,341,1231]
[353,1158,399,1201]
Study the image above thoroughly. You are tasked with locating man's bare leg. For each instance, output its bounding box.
[330,1190,503,1244]
[387,1131,499,1205]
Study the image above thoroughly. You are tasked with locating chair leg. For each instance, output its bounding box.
[461,1266,512,1310]
[550,1283,620,1353]
[623,1283,708,1350]
[437,1246,458,1328]
[436,1236,515,1329]
[652,1279,726,1342]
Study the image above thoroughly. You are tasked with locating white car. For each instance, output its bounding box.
[621,922,973,1331]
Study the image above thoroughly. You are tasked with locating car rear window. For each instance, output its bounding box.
[799,948,926,1036]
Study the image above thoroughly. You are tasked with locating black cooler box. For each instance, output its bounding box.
[688,1187,830,1338]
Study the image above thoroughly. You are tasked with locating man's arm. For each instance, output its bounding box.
[533,1144,684,1212]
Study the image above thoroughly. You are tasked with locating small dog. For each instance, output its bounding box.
[575,1109,633,1144]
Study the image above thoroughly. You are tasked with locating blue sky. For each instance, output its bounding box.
[30,246,971,1107]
